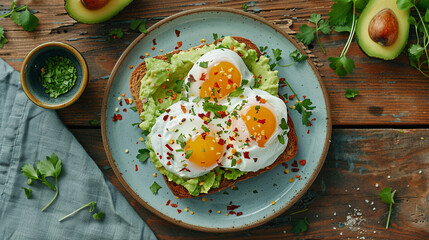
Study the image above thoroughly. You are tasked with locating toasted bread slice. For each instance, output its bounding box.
[130,37,298,198]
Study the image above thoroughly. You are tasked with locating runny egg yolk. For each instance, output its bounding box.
[241,105,276,147]
[200,61,241,100]
[184,134,224,168]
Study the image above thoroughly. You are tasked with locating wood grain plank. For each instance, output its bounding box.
[1,0,429,126]
[71,128,429,239]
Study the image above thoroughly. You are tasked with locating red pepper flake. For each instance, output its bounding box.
[291,168,299,172]
[218,138,225,145]
[311,118,316,121]
[243,152,250,159]
[161,84,167,89]
[179,167,190,172]
[295,175,301,178]
[158,98,163,103]
[226,144,233,150]
[171,92,177,100]
[119,101,123,106]
[299,160,306,166]
[256,95,261,101]
[201,132,207,140]
[214,72,218,75]
[117,114,122,120]
[279,78,285,83]
[218,111,227,118]
[292,160,298,167]
[253,158,258,162]
[214,82,220,88]
[151,46,155,51]
[227,205,240,211]
[163,115,169,121]
[171,203,178,208]
[236,212,243,216]
[177,209,182,213]
[165,144,173,151]
[228,79,233,84]
[288,95,295,100]
[123,108,127,112]
[135,164,138,171]
[153,38,157,45]
[229,211,236,215]
[257,119,266,124]
[208,209,212,214]
[307,129,310,134]
[166,161,171,166]
[199,73,206,81]
[174,41,182,49]
[198,113,205,119]
[112,114,118,122]
[166,200,171,206]
[303,95,306,99]
[175,29,181,37]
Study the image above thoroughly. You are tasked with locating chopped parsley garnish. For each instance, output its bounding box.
[150,182,162,194]
[202,101,227,114]
[278,134,285,144]
[279,118,288,130]
[199,61,209,68]
[192,96,202,103]
[130,106,138,112]
[177,134,186,148]
[137,149,150,163]
[109,28,123,39]
[241,79,249,85]
[231,159,236,167]
[213,33,218,41]
[22,187,31,199]
[173,79,185,93]
[292,218,309,234]
[166,53,172,63]
[130,19,147,33]
[39,56,77,98]
[201,125,210,132]
[228,86,244,97]
[185,150,193,159]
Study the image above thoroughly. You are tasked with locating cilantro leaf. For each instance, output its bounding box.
[130,106,137,112]
[37,154,62,178]
[0,27,8,48]
[93,212,105,220]
[279,118,289,130]
[289,49,308,63]
[213,33,218,40]
[345,89,359,99]
[109,28,123,39]
[302,111,312,126]
[278,134,285,144]
[150,182,162,194]
[378,187,396,229]
[296,24,315,45]
[273,48,282,62]
[130,20,142,30]
[229,86,244,97]
[328,56,355,77]
[319,19,332,34]
[173,79,185,93]
[177,134,186,148]
[379,187,396,205]
[192,96,202,103]
[292,218,309,234]
[137,149,150,163]
[22,187,31,199]
[11,9,38,32]
[88,119,99,126]
[202,101,227,114]
[409,44,424,62]
[328,0,353,27]
[21,163,39,180]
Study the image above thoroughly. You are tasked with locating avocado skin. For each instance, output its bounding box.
[64,0,134,24]
[356,0,410,60]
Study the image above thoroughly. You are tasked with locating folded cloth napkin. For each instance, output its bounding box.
[0,58,157,240]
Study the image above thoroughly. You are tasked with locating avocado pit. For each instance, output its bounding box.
[368,8,399,46]
[80,0,110,10]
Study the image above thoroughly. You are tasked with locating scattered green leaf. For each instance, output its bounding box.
[150,182,162,194]
[88,119,99,126]
[130,106,137,112]
[199,61,209,68]
[130,20,147,33]
[229,86,244,97]
[297,13,330,54]
[0,27,8,48]
[58,201,103,222]
[22,187,31,199]
[93,211,105,220]
[345,89,359,99]
[109,28,123,39]
[378,187,396,229]
[137,149,150,163]
[292,217,309,234]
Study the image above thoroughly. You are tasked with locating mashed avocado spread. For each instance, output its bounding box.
[140,36,280,196]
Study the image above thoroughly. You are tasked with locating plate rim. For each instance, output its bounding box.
[101,6,332,233]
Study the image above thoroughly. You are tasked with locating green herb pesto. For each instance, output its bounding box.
[39,56,77,98]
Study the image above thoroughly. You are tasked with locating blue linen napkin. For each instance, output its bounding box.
[0,58,157,240]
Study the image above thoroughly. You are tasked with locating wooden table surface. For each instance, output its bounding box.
[2,0,428,239]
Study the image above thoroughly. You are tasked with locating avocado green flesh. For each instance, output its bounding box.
[356,0,410,60]
[65,0,133,24]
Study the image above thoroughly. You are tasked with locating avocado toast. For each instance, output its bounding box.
[130,36,298,198]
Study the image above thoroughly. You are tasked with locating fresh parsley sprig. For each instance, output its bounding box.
[58,201,105,222]
[130,19,147,33]
[296,14,331,54]
[21,153,62,212]
[378,187,396,229]
[271,49,308,69]
[283,80,316,127]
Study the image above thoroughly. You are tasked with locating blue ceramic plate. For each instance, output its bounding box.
[102,7,331,232]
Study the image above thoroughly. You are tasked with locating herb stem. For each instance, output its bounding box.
[277,62,296,67]
[385,202,392,229]
[340,0,356,57]
[41,177,58,212]
[413,5,429,68]
[290,208,309,215]
[59,201,95,222]
[315,24,326,54]
[283,79,301,102]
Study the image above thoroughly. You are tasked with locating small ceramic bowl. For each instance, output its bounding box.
[21,42,88,109]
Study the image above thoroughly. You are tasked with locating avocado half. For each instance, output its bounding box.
[356,0,410,60]
[65,0,134,24]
